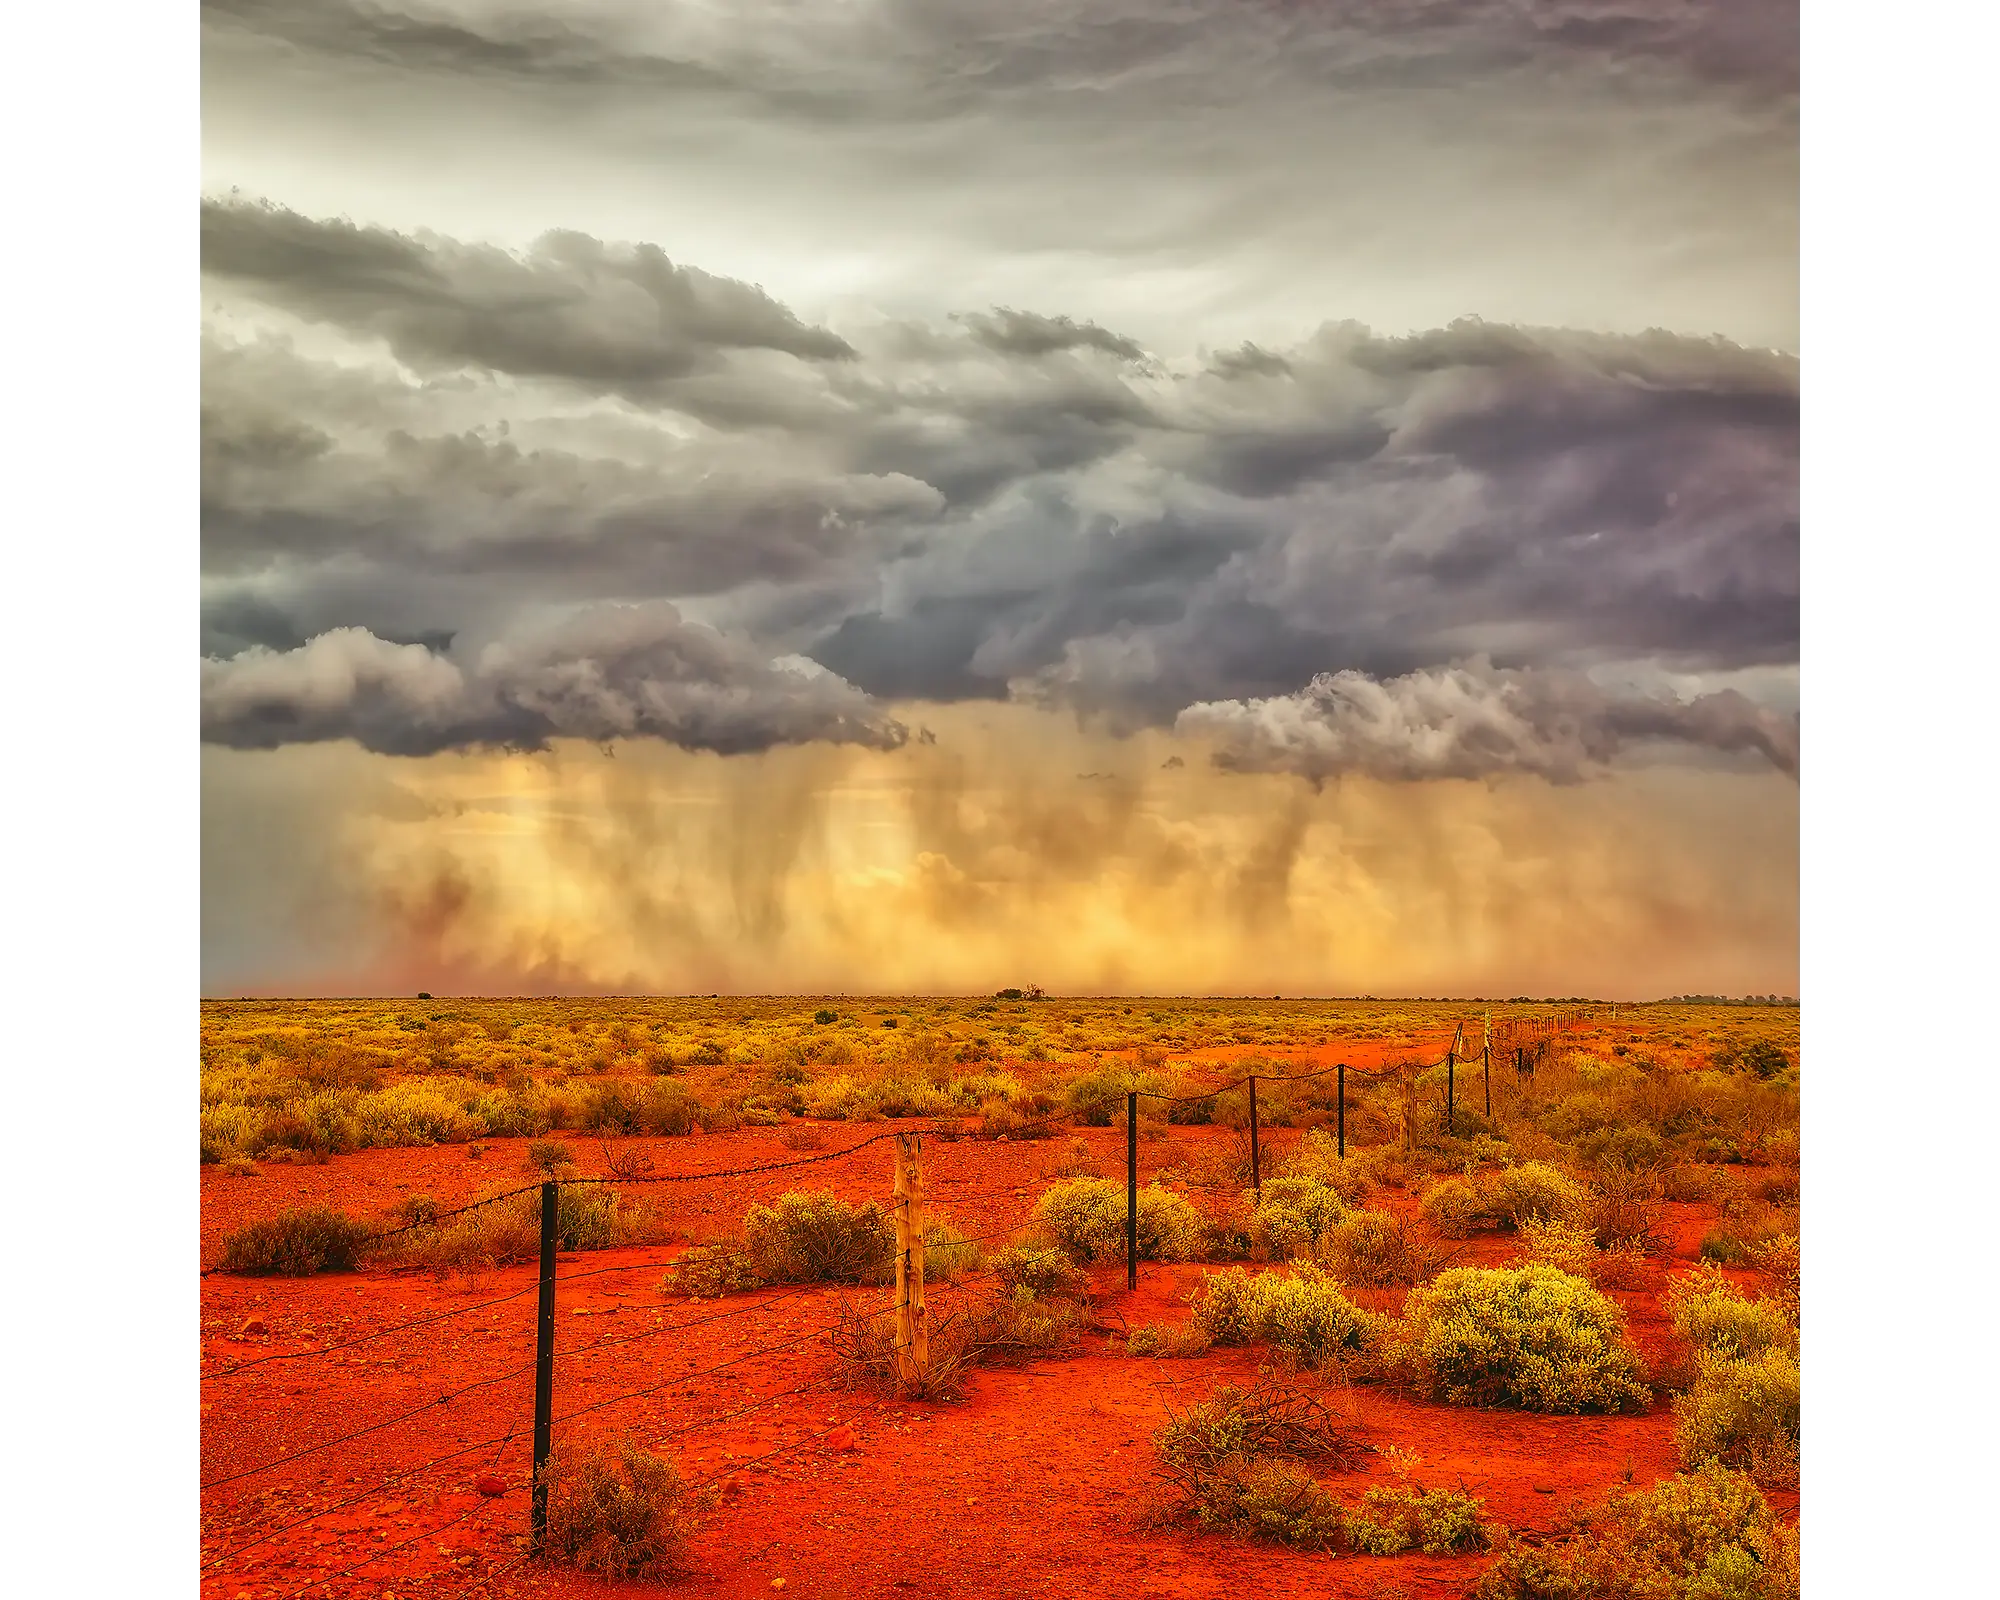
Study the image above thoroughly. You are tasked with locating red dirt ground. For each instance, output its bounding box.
[201,1086,1792,1599]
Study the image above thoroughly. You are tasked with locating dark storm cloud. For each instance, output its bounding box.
[202,204,1796,759]
[201,603,906,757]
[201,0,744,93]
[959,309,1147,363]
[1177,660,1798,783]
[201,198,855,395]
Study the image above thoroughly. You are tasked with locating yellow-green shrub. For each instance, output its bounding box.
[1394,1264,1649,1412]
[1344,1484,1492,1556]
[1032,1177,1204,1263]
[355,1078,482,1146]
[1471,1464,1796,1600]
[1192,1263,1382,1366]
[1278,1128,1370,1203]
[1674,1348,1800,1484]
[538,1435,711,1580]
[1248,1174,1350,1259]
[218,1206,372,1274]
[742,1192,894,1284]
[1319,1208,1442,1286]
[1419,1175,1492,1237]
[1666,1265,1795,1361]
[1491,1162,1595,1229]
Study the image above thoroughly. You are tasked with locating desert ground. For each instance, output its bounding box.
[200,997,1799,1600]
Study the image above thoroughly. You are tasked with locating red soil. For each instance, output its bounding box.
[201,1114,1792,1600]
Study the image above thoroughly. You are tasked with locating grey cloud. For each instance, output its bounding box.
[959,308,1146,362]
[206,2,1795,104]
[200,206,1796,757]
[202,604,906,756]
[1176,660,1798,784]
[203,2,1795,360]
[201,198,856,394]
[203,0,746,95]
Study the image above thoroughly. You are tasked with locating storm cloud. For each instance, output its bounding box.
[202,604,906,756]
[1177,661,1798,784]
[202,203,1796,753]
[202,199,856,395]
[198,1,1799,996]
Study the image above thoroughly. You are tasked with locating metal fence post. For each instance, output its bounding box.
[1125,1092,1138,1291]
[1336,1062,1345,1158]
[1247,1075,1261,1202]
[531,1180,557,1553]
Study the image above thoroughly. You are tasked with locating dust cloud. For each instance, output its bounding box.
[201,703,1798,998]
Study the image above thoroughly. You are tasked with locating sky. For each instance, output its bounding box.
[199,0,1799,997]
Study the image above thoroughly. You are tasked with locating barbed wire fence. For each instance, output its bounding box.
[199,1006,1612,1592]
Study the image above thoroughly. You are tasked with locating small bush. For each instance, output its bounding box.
[1277,1128,1370,1203]
[1422,1163,1595,1239]
[1492,1163,1595,1230]
[1156,1381,1370,1477]
[976,1095,1061,1140]
[1667,1265,1794,1362]
[1590,1165,1663,1253]
[1575,1125,1666,1172]
[1471,1464,1797,1600]
[1699,1230,1755,1265]
[1675,1348,1801,1486]
[1247,1174,1349,1260]
[1419,1175,1492,1238]
[527,1138,575,1173]
[921,1218,987,1281]
[1519,1218,1647,1291]
[991,1243,1090,1302]
[218,1207,372,1275]
[1125,1321,1214,1358]
[1192,1263,1381,1367]
[599,1141,657,1181]
[664,1243,762,1298]
[538,1184,634,1251]
[1039,1136,1100,1180]
[1032,1176,1205,1264]
[1394,1264,1649,1413]
[539,1435,711,1581]
[1153,1382,1367,1548]
[1191,1456,1345,1548]
[1737,1041,1791,1079]
[828,1284,1083,1399]
[1345,1483,1492,1556]
[1319,1208,1444,1286]
[395,1184,643,1273]
[743,1192,894,1284]
[779,1122,827,1152]
[1748,1234,1799,1320]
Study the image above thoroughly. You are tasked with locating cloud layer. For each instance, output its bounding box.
[202,605,905,756]
[1178,660,1798,784]
[201,200,1796,771]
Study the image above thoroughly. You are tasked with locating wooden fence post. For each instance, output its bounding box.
[892,1132,927,1388]
[1482,1012,1492,1120]
[1125,1092,1138,1291]
[531,1180,556,1553]
[1336,1062,1346,1159]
